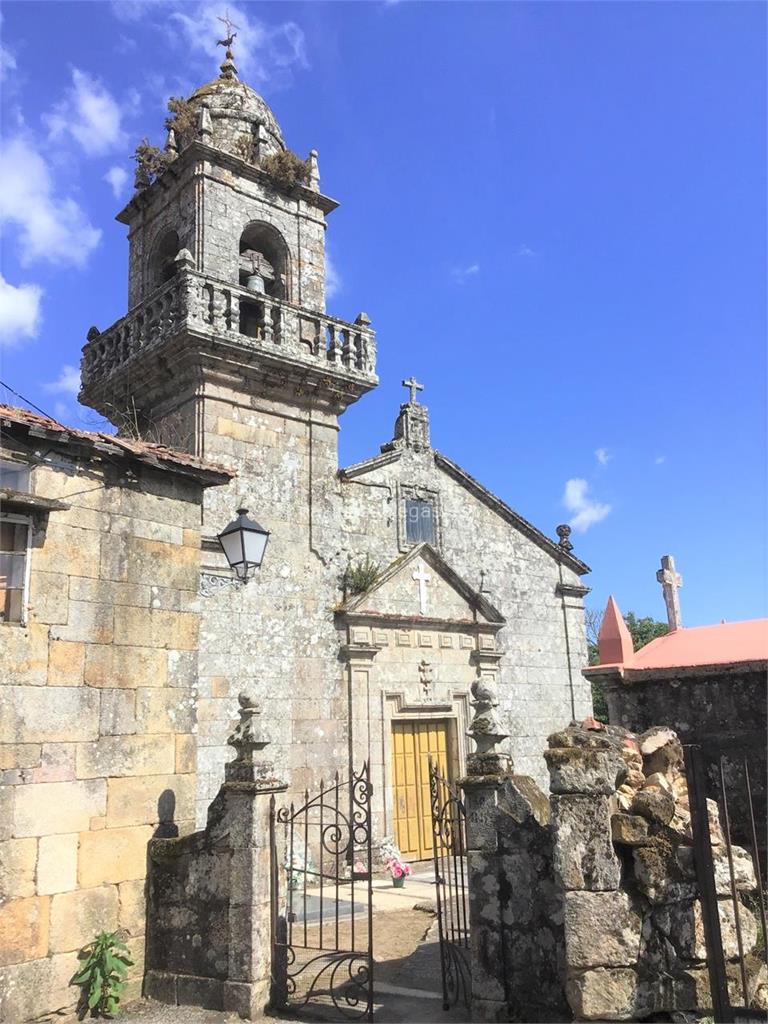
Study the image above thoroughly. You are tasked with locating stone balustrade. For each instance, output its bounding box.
[81,268,377,389]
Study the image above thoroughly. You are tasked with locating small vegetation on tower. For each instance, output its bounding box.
[261,149,309,192]
[165,96,198,150]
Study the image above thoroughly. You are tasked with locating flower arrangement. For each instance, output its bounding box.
[385,855,412,886]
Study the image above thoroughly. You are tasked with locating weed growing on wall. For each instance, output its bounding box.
[70,931,133,1018]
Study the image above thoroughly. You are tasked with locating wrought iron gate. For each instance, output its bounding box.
[428,755,471,1011]
[683,741,767,1023]
[270,763,374,1021]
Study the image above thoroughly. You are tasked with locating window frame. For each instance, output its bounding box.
[0,513,32,627]
[397,483,442,553]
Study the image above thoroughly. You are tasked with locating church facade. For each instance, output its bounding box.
[78,56,593,841]
[0,54,593,1018]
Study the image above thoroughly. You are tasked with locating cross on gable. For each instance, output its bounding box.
[656,554,683,631]
[412,568,431,615]
[402,377,424,404]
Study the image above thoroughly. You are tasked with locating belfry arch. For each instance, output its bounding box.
[238,221,291,301]
[149,229,180,292]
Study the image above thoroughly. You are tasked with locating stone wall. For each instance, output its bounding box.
[0,450,211,1023]
[462,718,766,1023]
[603,663,767,862]
[545,721,767,1021]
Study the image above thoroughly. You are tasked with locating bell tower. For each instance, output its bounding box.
[80,45,377,452]
[79,44,379,818]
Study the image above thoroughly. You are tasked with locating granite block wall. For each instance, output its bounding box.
[0,451,209,1023]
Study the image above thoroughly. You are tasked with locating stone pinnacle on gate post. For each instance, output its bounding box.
[466,677,512,776]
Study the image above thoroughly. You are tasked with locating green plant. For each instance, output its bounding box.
[261,149,309,192]
[342,555,380,596]
[165,96,198,150]
[70,931,133,1019]
[133,139,171,189]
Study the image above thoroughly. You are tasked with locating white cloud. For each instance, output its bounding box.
[595,447,612,466]
[0,136,101,267]
[326,249,342,299]
[0,274,43,348]
[514,243,535,257]
[104,165,129,199]
[0,41,16,82]
[168,3,307,85]
[0,13,15,82]
[44,364,81,399]
[45,68,125,156]
[563,478,611,533]
[655,455,666,465]
[451,263,480,285]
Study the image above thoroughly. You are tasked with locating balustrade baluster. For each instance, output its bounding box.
[327,325,339,363]
[271,303,281,345]
[341,328,351,367]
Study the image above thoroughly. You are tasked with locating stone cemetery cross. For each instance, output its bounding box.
[402,376,424,404]
[412,567,431,615]
[656,554,683,631]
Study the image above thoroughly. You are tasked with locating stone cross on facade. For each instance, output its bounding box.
[413,568,431,615]
[402,377,424,404]
[656,554,683,631]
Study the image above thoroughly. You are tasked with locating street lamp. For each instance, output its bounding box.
[217,508,270,582]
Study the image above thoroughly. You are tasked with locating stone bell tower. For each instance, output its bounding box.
[80,44,377,453]
[80,44,379,820]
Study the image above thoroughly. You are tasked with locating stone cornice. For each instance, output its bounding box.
[339,643,379,663]
[556,581,591,599]
[337,610,504,634]
[118,142,339,225]
[583,659,768,685]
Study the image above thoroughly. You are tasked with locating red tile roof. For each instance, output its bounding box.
[595,594,767,671]
[0,404,234,484]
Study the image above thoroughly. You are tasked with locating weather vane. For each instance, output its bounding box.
[217,11,240,50]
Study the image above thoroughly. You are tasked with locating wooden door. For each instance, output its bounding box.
[391,719,450,861]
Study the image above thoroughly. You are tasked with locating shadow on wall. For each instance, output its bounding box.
[154,790,179,839]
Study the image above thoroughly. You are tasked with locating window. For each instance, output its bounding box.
[405,499,435,545]
[0,516,30,624]
[0,459,30,492]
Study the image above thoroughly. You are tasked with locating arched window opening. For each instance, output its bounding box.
[150,230,180,291]
[238,222,289,301]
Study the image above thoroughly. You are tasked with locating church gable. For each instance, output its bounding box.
[341,543,504,626]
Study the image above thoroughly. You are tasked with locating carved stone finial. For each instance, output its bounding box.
[418,659,433,700]
[199,103,213,141]
[556,524,573,552]
[308,149,320,191]
[225,692,272,783]
[86,326,101,342]
[467,678,508,753]
[165,126,178,157]
[174,248,194,271]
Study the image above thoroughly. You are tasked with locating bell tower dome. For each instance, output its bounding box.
[80,48,377,449]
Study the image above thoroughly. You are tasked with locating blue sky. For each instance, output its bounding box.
[1,1,765,627]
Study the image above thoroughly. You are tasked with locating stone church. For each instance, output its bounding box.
[0,51,591,1017]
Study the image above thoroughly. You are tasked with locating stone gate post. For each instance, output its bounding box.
[145,695,287,1019]
[460,677,513,1022]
